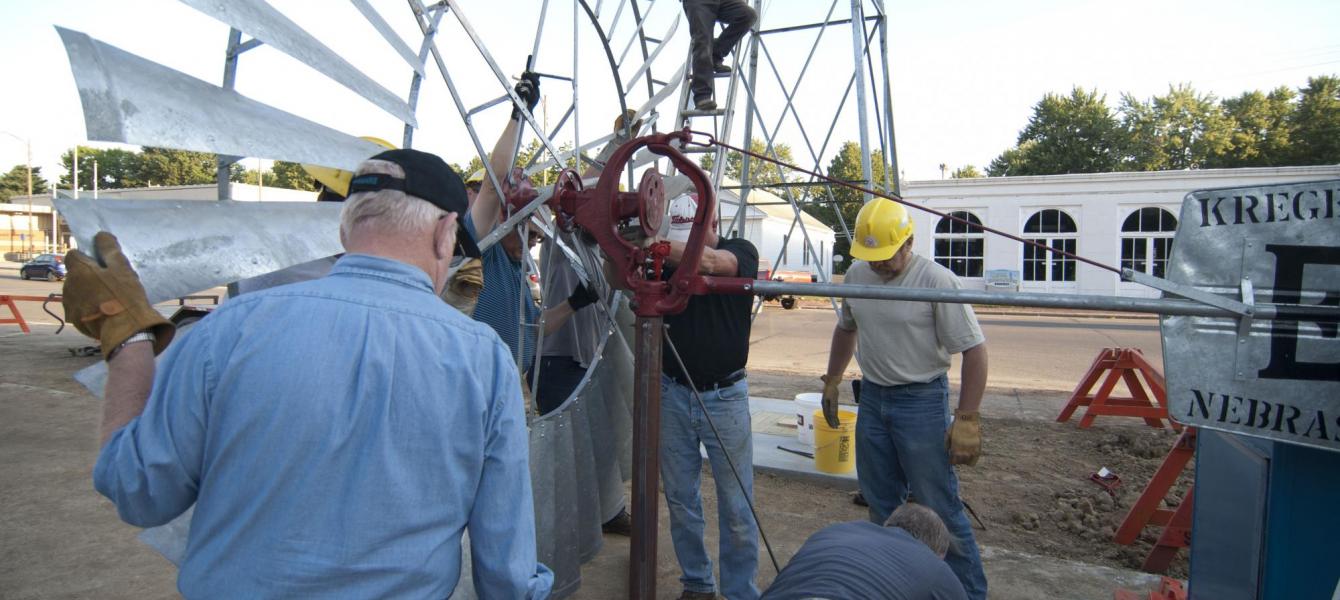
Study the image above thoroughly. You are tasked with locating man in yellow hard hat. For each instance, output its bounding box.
[819,198,989,599]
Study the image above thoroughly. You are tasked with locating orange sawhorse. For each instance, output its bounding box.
[1142,486,1194,573]
[1114,427,1197,573]
[1056,347,1180,431]
[0,294,64,334]
[0,295,32,333]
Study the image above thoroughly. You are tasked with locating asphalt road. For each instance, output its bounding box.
[748,305,1162,392]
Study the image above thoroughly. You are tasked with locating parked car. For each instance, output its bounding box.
[19,254,66,281]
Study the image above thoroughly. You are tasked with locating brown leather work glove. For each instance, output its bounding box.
[820,374,842,428]
[946,410,982,466]
[442,258,485,314]
[62,232,175,358]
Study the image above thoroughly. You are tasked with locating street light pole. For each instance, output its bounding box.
[2,131,34,253]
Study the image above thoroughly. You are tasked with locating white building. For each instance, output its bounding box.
[902,165,1340,297]
[717,178,838,280]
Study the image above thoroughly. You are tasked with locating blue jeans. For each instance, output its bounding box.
[856,375,988,600]
[660,374,761,600]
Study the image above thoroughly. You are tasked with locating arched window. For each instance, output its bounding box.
[933,211,984,277]
[1121,207,1177,278]
[1022,209,1077,282]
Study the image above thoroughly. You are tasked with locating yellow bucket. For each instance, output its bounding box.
[813,409,857,474]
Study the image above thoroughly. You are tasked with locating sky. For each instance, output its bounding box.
[0,0,1336,190]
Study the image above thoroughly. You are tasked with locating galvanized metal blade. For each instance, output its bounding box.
[350,0,426,76]
[57,27,390,170]
[54,198,343,304]
[178,0,418,126]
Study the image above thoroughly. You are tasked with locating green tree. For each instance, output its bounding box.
[809,141,891,271]
[1011,87,1123,175]
[270,161,317,191]
[1289,75,1340,165]
[58,146,151,190]
[1119,84,1234,170]
[986,140,1037,176]
[0,165,51,201]
[514,139,583,186]
[238,168,269,186]
[951,165,983,178]
[1211,86,1296,168]
[137,147,218,186]
[699,139,798,195]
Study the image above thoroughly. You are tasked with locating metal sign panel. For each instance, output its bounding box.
[1163,179,1340,452]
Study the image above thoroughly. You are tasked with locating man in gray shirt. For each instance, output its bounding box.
[821,199,989,599]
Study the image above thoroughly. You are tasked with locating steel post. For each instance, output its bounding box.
[629,316,662,599]
[744,279,1340,321]
[849,0,873,202]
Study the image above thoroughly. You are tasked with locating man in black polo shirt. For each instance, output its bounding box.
[658,192,761,600]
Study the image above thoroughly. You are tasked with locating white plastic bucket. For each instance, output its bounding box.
[795,392,823,446]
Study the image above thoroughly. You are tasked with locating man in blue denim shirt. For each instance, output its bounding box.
[73,149,553,598]
[655,195,761,600]
[821,199,989,599]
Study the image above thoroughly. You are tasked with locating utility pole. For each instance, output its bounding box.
[2,132,34,253]
[72,145,79,199]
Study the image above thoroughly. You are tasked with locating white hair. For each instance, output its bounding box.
[339,159,448,240]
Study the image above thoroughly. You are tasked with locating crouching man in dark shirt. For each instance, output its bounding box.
[762,503,967,600]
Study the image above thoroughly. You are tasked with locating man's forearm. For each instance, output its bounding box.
[100,342,155,446]
[665,239,735,275]
[472,119,522,234]
[542,302,575,335]
[826,326,858,380]
[957,344,988,413]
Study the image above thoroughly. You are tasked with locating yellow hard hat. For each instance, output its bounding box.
[849,198,914,262]
[301,136,397,197]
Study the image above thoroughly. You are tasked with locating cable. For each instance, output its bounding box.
[662,324,782,575]
[693,133,1126,276]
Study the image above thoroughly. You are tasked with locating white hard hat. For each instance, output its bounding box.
[666,192,699,242]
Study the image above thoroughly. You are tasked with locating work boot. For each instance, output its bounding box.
[694,95,718,111]
[712,61,732,75]
[677,591,718,600]
[602,508,632,536]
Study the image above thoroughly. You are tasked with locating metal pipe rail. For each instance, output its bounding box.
[736,280,1340,322]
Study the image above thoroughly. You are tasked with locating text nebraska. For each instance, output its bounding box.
[1187,389,1338,442]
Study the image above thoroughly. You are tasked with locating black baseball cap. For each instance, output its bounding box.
[347,149,481,258]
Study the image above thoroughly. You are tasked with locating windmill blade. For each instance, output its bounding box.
[179,0,418,126]
[54,198,343,304]
[350,0,425,75]
[57,27,389,170]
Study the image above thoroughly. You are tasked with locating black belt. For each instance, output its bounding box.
[674,369,746,392]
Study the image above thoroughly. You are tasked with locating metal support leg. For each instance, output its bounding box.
[629,316,663,599]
